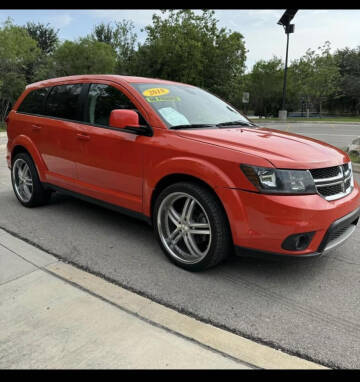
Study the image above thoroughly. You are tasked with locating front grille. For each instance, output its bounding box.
[310,163,354,201]
[310,166,340,179]
[318,184,343,197]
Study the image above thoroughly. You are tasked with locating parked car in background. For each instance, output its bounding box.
[346,136,360,157]
[5,75,360,271]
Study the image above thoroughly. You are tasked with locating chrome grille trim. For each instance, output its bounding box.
[310,163,354,201]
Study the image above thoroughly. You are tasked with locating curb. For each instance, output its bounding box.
[0,228,326,370]
[47,262,327,369]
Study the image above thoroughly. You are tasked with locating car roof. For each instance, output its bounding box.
[26,74,190,90]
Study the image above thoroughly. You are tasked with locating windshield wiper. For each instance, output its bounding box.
[216,120,255,127]
[169,123,217,130]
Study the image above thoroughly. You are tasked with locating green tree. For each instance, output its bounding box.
[91,20,138,74]
[92,22,114,46]
[53,37,117,76]
[245,57,284,117]
[0,19,41,120]
[23,22,59,84]
[31,55,58,82]
[25,22,59,55]
[290,42,340,116]
[333,46,360,114]
[132,9,246,104]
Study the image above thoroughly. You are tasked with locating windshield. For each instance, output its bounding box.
[130,83,252,129]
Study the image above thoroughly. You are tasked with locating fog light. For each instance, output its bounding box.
[282,232,315,251]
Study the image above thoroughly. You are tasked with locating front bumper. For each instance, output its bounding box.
[317,205,359,253]
[218,182,360,257]
[235,206,360,258]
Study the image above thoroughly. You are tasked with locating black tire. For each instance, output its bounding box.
[11,152,52,207]
[153,181,232,271]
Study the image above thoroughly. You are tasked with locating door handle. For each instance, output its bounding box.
[76,133,90,141]
[32,124,42,131]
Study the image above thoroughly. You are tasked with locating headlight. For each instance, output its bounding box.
[241,164,317,194]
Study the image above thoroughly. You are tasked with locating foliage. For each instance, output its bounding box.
[333,47,360,114]
[25,22,59,55]
[53,38,117,76]
[132,9,246,104]
[289,42,340,115]
[91,20,138,74]
[0,19,40,75]
[245,57,284,116]
[0,19,41,120]
[1,11,360,120]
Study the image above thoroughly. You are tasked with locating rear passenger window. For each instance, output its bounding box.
[87,84,146,126]
[17,88,49,115]
[44,84,83,121]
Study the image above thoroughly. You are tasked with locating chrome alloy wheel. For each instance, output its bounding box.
[157,192,212,264]
[12,158,34,203]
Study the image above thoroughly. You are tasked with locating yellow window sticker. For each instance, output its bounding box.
[142,88,170,97]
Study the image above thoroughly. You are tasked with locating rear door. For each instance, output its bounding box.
[15,86,51,166]
[40,83,85,187]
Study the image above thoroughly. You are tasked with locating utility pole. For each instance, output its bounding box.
[277,9,298,120]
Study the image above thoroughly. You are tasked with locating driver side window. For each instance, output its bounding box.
[87,84,146,126]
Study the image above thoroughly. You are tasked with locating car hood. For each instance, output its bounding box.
[176,127,349,169]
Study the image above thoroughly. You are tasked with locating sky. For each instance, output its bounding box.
[1,9,359,72]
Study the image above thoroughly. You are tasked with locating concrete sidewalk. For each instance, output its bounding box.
[0,132,6,152]
[0,229,326,369]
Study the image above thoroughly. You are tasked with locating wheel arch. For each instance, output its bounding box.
[10,136,47,181]
[149,173,233,244]
[11,145,31,163]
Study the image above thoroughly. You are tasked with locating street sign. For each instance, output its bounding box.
[242,92,250,103]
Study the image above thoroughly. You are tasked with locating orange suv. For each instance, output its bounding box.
[6,75,360,271]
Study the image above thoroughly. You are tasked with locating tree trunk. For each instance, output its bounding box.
[1,100,10,122]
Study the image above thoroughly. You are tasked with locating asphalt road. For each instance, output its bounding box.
[257,121,360,149]
[1,124,360,369]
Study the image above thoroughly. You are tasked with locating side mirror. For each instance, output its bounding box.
[109,109,152,136]
[109,109,140,129]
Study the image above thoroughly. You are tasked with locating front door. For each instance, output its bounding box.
[75,83,148,213]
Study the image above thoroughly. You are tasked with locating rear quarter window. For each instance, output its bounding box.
[17,87,49,115]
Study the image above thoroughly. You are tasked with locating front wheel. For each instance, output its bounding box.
[153,182,232,271]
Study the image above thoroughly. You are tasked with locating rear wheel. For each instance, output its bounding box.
[153,182,232,271]
[11,152,51,207]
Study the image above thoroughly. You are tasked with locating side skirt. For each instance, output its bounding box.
[43,183,152,226]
